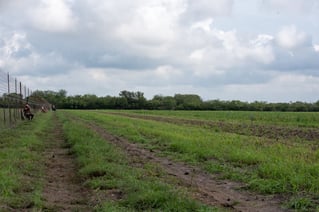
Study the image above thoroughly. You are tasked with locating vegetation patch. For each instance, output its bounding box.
[123,110,319,128]
[58,112,216,211]
[65,110,319,210]
[0,113,52,210]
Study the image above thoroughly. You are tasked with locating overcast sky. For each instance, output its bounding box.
[1,0,319,102]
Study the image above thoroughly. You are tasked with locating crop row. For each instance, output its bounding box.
[122,110,319,128]
[65,110,319,210]
[58,112,216,211]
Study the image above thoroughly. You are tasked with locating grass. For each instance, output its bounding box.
[0,108,22,128]
[121,110,319,128]
[2,109,318,211]
[0,112,53,210]
[64,109,319,210]
[286,196,318,211]
[57,112,217,211]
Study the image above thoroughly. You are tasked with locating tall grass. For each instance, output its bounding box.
[65,110,319,209]
[0,108,19,128]
[0,112,53,210]
[57,112,216,211]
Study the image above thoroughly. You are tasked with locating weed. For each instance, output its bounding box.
[286,197,315,211]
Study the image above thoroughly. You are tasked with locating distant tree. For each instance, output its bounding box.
[272,103,287,112]
[174,94,202,110]
[148,96,161,109]
[162,96,176,110]
[249,101,265,111]
[115,97,128,109]
[314,100,319,111]
[31,89,319,112]
[82,94,98,109]
[119,90,147,109]
[202,99,225,110]
[290,101,309,112]
[32,89,67,108]
[149,95,176,110]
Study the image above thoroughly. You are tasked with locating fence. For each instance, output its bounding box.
[0,70,50,128]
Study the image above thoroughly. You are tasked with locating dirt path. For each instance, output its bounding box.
[41,114,92,211]
[81,119,289,212]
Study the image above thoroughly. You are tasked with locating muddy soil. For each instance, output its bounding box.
[82,119,289,212]
[108,112,319,142]
[41,115,92,211]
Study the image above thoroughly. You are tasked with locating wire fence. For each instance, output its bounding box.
[0,70,51,128]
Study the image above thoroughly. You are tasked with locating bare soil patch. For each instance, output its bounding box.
[82,119,289,212]
[42,114,92,211]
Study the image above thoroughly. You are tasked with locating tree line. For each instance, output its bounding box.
[31,89,319,112]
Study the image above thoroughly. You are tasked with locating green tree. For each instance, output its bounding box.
[119,90,147,109]
[150,95,176,110]
[174,94,203,110]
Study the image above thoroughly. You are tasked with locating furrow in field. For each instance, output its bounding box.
[41,114,93,211]
[106,112,319,142]
[74,116,287,212]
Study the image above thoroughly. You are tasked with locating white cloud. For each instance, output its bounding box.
[186,0,234,19]
[154,65,182,80]
[0,32,31,58]
[222,73,319,102]
[19,68,114,96]
[249,34,275,64]
[260,0,318,14]
[115,0,184,55]
[88,69,108,81]
[213,29,238,50]
[20,65,186,97]
[0,32,33,72]
[276,25,309,49]
[187,27,275,77]
[190,18,214,32]
[0,32,74,75]
[28,0,77,32]
[189,49,205,62]
[1,0,319,102]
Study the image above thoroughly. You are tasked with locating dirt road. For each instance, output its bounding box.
[41,115,92,211]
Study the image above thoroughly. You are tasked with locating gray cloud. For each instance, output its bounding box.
[1,0,319,102]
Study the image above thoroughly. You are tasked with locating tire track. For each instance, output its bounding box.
[42,114,92,211]
[73,116,288,212]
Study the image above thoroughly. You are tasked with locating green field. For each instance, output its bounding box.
[1,110,318,211]
[0,112,50,209]
[67,110,319,210]
[122,110,319,128]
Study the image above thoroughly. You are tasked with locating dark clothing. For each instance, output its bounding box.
[23,104,34,120]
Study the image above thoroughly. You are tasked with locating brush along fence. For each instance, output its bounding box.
[0,70,50,128]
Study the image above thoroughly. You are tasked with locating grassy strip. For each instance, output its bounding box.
[0,108,23,129]
[104,111,319,143]
[122,110,319,128]
[0,112,53,210]
[66,110,319,211]
[57,112,216,211]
